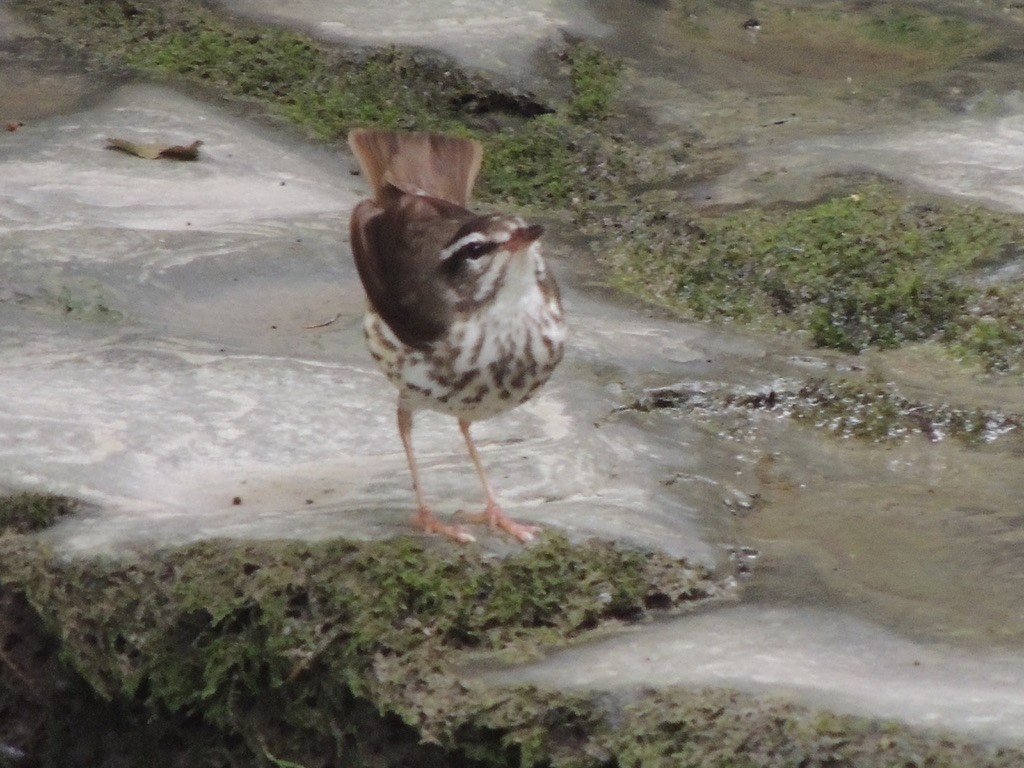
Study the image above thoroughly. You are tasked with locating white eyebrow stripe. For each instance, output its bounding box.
[440,230,488,261]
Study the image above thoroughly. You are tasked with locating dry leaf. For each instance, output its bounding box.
[106,137,203,160]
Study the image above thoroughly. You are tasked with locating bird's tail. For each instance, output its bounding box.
[348,128,483,206]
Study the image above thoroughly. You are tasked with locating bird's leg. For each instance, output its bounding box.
[397,406,475,543]
[457,419,541,543]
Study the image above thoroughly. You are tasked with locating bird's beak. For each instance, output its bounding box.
[506,223,544,252]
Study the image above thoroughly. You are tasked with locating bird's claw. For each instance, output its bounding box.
[414,508,476,543]
[457,504,541,543]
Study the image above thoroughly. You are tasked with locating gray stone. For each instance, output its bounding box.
[0,84,723,563]
[216,0,609,79]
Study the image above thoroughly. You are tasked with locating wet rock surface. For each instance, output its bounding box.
[0,82,724,561]
[476,605,1024,743]
[216,0,610,85]
[4,0,1024,764]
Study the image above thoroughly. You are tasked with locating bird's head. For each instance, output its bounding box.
[439,215,547,309]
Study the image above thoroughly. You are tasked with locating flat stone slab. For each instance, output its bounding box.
[0,84,726,562]
[701,102,1024,211]
[216,0,608,79]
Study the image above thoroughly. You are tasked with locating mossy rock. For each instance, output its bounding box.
[1,531,1020,767]
[0,492,76,534]
[607,183,1024,369]
[11,0,627,212]
[627,376,1024,446]
[0,532,720,765]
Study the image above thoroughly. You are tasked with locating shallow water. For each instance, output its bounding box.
[569,0,1024,652]
[699,410,1024,647]
[5,0,1024,745]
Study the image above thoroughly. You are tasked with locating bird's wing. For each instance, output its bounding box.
[349,191,470,348]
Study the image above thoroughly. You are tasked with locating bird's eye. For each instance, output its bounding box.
[459,240,494,260]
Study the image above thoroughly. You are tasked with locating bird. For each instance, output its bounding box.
[347,128,566,543]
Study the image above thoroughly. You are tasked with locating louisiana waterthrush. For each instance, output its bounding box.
[348,129,566,543]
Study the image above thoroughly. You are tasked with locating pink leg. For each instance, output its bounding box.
[397,406,474,543]
[457,419,541,543]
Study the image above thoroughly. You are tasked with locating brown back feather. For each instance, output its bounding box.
[348,129,483,206]
[348,129,482,348]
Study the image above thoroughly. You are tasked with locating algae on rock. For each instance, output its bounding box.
[606,182,1024,369]
[0,492,77,534]
[1,529,1022,767]
[0,531,721,766]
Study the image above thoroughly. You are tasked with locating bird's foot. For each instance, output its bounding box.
[414,507,476,543]
[458,503,541,543]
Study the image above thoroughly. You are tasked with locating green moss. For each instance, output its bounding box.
[0,532,716,765]
[478,116,626,208]
[565,42,623,122]
[0,492,76,533]
[948,283,1024,374]
[609,184,1024,364]
[859,8,980,51]
[137,26,323,94]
